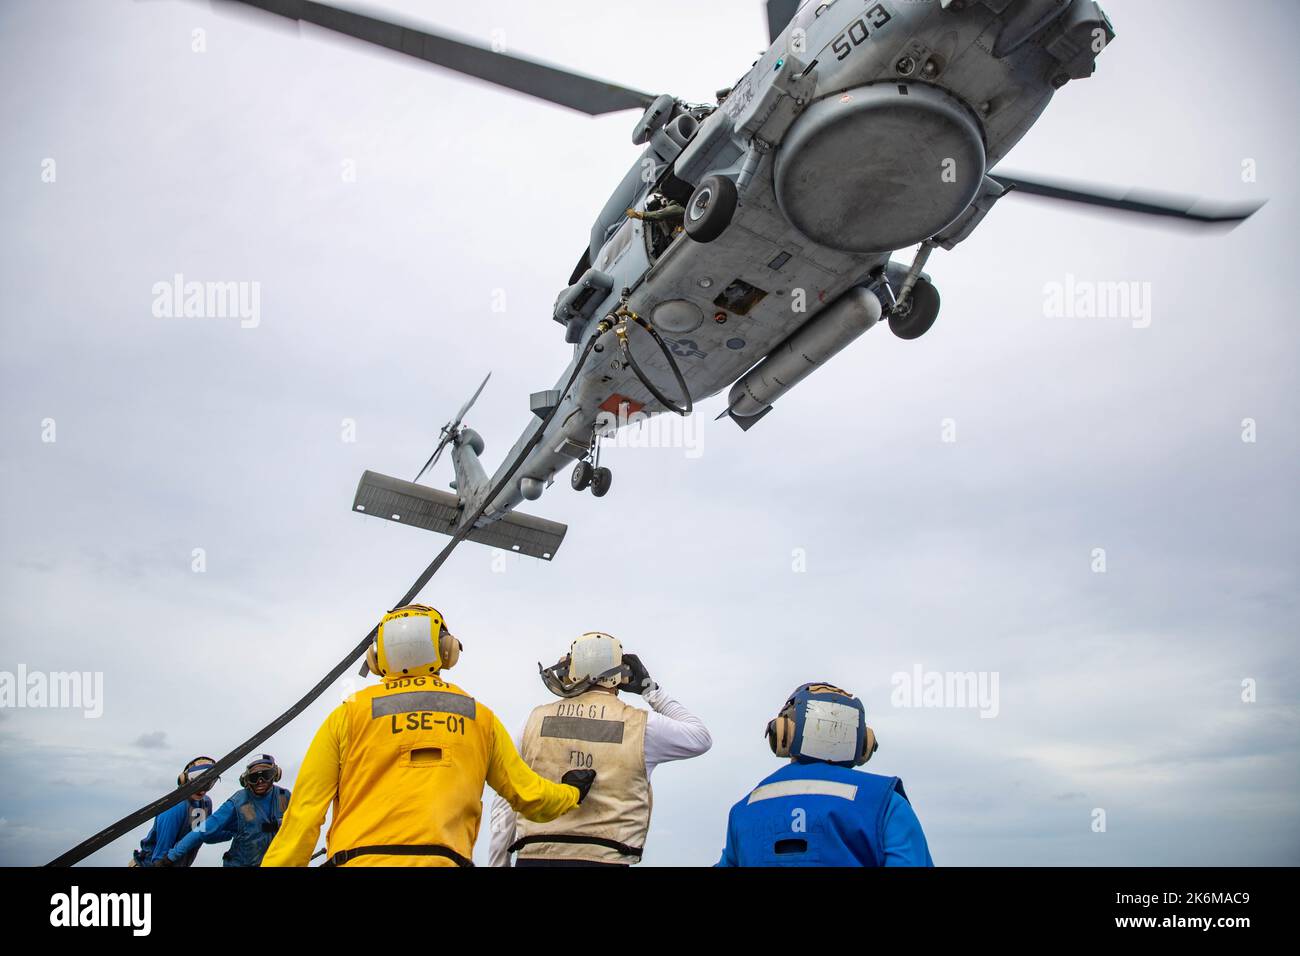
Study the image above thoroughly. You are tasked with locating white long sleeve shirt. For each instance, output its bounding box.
[487,686,711,866]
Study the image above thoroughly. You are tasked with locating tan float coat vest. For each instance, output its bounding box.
[514,690,650,864]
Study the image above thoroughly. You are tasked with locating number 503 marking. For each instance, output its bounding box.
[831,3,892,61]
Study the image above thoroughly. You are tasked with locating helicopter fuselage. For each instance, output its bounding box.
[465,0,1113,525]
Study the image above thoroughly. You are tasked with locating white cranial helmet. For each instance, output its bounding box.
[566,632,624,688]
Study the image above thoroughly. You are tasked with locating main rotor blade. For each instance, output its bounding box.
[766,0,800,43]
[990,172,1264,227]
[452,372,491,429]
[224,0,657,115]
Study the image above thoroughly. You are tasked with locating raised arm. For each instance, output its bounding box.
[643,685,713,774]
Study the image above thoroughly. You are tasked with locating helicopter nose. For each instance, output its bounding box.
[774,82,986,254]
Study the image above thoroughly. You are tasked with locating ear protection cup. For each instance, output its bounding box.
[365,643,381,677]
[858,726,878,765]
[765,713,796,758]
[438,626,461,671]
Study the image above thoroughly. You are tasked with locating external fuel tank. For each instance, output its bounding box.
[725,286,882,429]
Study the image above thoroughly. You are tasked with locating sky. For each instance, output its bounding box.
[0,0,1297,867]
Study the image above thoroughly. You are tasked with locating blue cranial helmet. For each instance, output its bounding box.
[765,683,877,767]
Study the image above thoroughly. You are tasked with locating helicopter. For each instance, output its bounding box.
[220,0,1262,562]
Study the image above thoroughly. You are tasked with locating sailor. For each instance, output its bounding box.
[488,632,712,867]
[716,683,934,867]
[164,754,291,867]
[262,604,593,867]
[130,756,218,867]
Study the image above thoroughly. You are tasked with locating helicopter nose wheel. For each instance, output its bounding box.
[887,277,941,340]
[684,175,738,243]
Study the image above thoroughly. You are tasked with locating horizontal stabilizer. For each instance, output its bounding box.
[352,471,567,560]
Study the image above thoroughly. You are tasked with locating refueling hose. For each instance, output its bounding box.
[618,315,693,416]
[47,330,605,866]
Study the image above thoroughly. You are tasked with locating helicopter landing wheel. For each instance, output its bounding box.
[590,466,613,498]
[571,460,594,492]
[684,175,738,243]
[887,277,941,340]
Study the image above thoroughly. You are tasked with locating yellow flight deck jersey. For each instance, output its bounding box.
[263,674,580,866]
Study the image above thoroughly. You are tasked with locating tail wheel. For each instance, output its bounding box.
[888,278,941,340]
[571,460,593,491]
[590,466,613,498]
[684,175,738,243]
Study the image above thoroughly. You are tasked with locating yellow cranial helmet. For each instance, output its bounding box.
[366,604,461,677]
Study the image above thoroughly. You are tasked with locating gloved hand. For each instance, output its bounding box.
[620,654,657,695]
[156,855,176,868]
[561,769,596,804]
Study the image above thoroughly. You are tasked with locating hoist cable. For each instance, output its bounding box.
[47,331,604,866]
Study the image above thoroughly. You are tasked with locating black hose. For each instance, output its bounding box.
[620,316,693,416]
[47,331,605,867]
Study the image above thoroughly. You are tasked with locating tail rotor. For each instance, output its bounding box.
[413,372,491,483]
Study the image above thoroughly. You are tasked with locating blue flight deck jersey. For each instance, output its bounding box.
[717,761,934,867]
[167,785,291,867]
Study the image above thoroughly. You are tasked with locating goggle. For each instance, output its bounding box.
[538,658,627,698]
[186,765,218,786]
[245,769,276,785]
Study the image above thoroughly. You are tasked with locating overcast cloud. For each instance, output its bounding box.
[1,0,1297,866]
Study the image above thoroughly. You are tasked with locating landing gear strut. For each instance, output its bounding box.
[882,240,941,340]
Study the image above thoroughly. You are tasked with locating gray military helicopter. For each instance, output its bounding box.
[224,0,1261,561]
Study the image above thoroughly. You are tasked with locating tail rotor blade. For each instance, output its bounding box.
[413,433,449,484]
[412,374,490,483]
[453,372,491,428]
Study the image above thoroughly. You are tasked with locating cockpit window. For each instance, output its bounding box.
[596,218,634,272]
